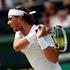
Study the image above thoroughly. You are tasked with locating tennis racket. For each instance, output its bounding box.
[51,25,67,52]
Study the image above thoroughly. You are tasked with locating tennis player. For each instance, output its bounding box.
[7,7,62,70]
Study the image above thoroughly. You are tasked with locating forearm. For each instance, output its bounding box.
[13,31,37,52]
[13,38,30,52]
[43,47,59,64]
[37,36,59,63]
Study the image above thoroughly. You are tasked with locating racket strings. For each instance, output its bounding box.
[51,25,67,52]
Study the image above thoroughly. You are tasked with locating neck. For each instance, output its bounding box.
[21,23,33,36]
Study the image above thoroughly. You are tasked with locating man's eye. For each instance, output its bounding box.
[8,18,12,21]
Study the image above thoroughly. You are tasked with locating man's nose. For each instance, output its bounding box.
[7,21,11,25]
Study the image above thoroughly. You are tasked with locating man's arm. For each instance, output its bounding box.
[13,37,30,52]
[37,36,59,64]
[43,46,59,64]
[37,24,59,64]
[13,31,37,52]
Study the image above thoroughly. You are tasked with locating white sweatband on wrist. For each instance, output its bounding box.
[37,37,50,49]
[25,31,37,44]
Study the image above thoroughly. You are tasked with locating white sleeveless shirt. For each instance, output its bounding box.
[15,25,62,70]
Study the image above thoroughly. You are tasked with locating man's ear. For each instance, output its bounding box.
[18,16,23,21]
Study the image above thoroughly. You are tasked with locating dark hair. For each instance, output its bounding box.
[15,7,35,25]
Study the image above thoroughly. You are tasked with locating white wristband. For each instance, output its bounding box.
[25,31,37,44]
[37,37,50,49]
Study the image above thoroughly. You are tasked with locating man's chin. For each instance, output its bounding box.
[13,29,19,32]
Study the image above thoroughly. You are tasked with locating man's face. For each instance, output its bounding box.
[7,16,20,32]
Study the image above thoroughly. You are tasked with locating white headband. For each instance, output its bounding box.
[8,9,27,16]
[29,11,36,14]
[8,9,36,16]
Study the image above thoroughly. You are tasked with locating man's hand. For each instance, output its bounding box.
[37,24,49,38]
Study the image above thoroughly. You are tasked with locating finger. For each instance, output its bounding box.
[38,26,41,29]
[38,25,45,30]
